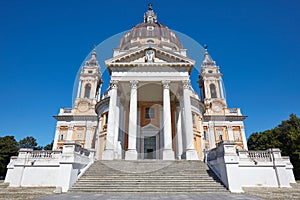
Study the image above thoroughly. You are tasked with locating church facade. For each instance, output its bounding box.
[5,5,296,192]
[53,5,248,161]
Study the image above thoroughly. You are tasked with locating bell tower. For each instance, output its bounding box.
[73,47,103,114]
[199,46,227,112]
[53,46,102,150]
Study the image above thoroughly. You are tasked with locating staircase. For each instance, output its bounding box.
[69,160,228,193]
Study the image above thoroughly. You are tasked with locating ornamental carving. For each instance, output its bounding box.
[130,80,139,89]
[145,49,155,62]
[162,80,170,89]
[182,80,190,89]
[110,80,119,89]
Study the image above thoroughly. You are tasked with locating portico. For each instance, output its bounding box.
[100,78,199,160]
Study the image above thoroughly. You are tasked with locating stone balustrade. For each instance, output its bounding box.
[4,141,94,192]
[239,150,272,162]
[59,108,72,115]
[206,141,296,193]
[30,150,62,159]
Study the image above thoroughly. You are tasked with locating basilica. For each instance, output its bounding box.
[52,5,248,160]
[5,5,295,193]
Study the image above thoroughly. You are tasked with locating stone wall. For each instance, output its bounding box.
[206,141,296,193]
[4,141,94,192]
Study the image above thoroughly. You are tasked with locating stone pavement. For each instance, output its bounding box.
[1,182,300,200]
[244,183,300,200]
[39,193,262,200]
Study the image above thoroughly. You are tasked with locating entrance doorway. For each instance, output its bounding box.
[144,136,156,159]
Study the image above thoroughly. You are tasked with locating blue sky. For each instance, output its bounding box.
[0,0,299,146]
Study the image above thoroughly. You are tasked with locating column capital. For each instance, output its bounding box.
[182,80,190,89]
[130,80,138,89]
[110,80,119,89]
[162,80,171,89]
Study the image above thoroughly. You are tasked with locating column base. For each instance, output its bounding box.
[102,149,114,160]
[185,149,199,160]
[163,149,175,160]
[125,149,138,160]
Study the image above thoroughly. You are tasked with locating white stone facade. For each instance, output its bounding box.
[206,141,296,192]
[49,5,248,161]
[5,142,93,192]
[4,4,295,193]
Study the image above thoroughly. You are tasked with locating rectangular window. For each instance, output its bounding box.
[77,130,82,139]
[192,113,196,125]
[218,131,223,141]
[145,107,155,119]
[234,130,241,141]
[59,131,66,140]
[105,113,108,124]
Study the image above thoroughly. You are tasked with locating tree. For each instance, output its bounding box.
[43,141,53,150]
[0,136,19,178]
[19,136,37,149]
[247,114,300,180]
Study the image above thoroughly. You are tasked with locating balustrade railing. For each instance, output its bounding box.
[29,150,62,159]
[247,150,272,162]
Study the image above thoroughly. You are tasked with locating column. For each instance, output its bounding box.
[208,123,216,149]
[218,79,225,99]
[95,116,101,159]
[113,98,120,159]
[176,107,183,159]
[162,81,175,160]
[102,80,118,160]
[97,84,102,102]
[240,126,248,150]
[125,80,138,160]
[53,126,60,150]
[182,80,199,160]
[77,81,82,98]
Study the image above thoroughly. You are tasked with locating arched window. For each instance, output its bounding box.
[84,84,91,98]
[210,84,217,98]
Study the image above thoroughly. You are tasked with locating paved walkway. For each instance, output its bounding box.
[39,193,262,200]
[1,182,300,200]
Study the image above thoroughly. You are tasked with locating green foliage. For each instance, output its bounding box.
[19,136,37,149]
[248,114,300,180]
[43,141,53,150]
[0,136,19,178]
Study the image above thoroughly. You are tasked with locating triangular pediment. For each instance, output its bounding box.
[105,45,195,66]
[141,123,160,131]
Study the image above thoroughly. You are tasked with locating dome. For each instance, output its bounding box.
[118,4,183,51]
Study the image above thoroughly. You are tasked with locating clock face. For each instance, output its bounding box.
[213,104,221,112]
[78,102,89,112]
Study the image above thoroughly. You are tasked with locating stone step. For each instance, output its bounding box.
[77,178,219,181]
[70,160,227,193]
[74,181,223,185]
[69,188,227,193]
